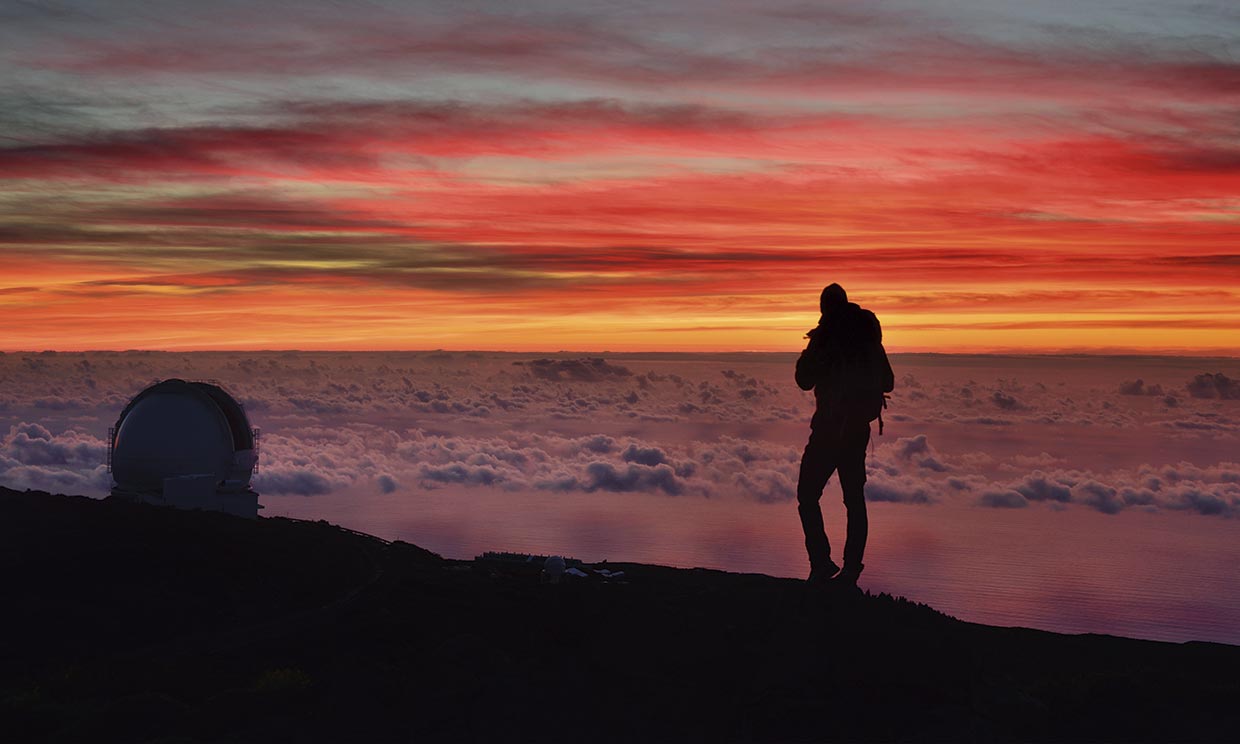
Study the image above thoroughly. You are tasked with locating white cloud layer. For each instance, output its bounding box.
[1,351,1236,520]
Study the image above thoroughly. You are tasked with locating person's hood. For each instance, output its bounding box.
[806,302,862,338]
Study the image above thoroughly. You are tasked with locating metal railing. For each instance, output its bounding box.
[252,427,261,472]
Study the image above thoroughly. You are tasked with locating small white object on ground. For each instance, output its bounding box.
[542,555,566,584]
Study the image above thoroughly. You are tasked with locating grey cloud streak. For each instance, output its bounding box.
[13,1,1239,101]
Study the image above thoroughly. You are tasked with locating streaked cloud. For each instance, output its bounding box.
[1,1,1237,352]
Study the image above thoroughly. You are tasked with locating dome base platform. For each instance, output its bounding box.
[112,474,261,519]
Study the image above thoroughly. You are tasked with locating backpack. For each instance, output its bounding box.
[813,304,895,433]
[834,340,894,431]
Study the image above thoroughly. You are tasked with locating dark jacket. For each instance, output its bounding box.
[796,302,892,429]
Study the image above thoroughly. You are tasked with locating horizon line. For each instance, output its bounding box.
[5,348,1239,360]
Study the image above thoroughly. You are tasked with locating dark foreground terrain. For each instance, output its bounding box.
[2,488,1237,743]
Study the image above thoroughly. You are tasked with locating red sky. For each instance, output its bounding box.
[1,0,1237,353]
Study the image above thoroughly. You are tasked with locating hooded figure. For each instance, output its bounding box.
[797,283,888,431]
[794,283,893,587]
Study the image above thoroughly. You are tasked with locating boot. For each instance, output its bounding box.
[807,559,841,586]
[833,563,863,587]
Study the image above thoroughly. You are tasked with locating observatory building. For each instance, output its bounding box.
[109,379,261,518]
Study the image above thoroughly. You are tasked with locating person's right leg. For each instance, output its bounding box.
[797,431,840,577]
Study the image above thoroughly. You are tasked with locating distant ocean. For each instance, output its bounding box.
[3,350,1238,645]
[262,482,1240,646]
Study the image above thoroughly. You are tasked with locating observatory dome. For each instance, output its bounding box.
[110,379,260,517]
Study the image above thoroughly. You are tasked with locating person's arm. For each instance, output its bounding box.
[795,349,818,391]
[795,330,826,391]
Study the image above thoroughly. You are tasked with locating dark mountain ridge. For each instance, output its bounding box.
[2,487,1236,742]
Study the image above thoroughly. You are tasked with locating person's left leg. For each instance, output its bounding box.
[837,424,871,579]
[797,430,840,577]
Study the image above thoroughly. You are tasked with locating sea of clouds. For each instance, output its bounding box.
[2,350,1238,521]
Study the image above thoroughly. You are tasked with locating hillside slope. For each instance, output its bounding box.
[2,488,1237,742]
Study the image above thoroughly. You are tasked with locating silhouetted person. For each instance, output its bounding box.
[795,283,894,587]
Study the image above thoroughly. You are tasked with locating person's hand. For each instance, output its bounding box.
[805,327,827,353]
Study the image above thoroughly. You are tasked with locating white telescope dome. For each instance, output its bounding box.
[110,379,260,517]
